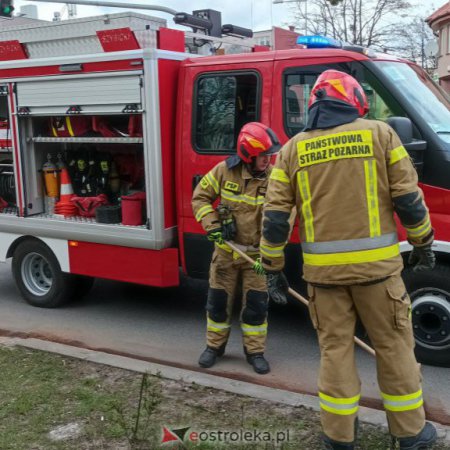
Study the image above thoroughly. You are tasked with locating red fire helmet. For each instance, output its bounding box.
[308,69,369,117]
[237,122,281,163]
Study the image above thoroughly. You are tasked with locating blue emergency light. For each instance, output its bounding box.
[297,35,342,49]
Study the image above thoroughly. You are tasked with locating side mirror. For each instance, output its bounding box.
[387,116,426,180]
[387,117,413,144]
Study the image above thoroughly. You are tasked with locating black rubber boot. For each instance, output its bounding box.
[198,346,225,368]
[394,422,437,450]
[322,417,358,449]
[322,435,354,450]
[246,353,270,374]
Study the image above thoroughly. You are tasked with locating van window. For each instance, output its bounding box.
[194,72,260,153]
[283,63,401,138]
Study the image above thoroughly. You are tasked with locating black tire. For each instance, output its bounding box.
[402,262,450,367]
[71,275,95,300]
[12,240,75,308]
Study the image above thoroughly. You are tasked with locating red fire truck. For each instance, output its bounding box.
[0,13,449,366]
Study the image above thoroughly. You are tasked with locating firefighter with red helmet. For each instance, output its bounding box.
[259,70,437,448]
[192,122,281,374]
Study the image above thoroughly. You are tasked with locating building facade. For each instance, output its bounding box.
[427,2,450,91]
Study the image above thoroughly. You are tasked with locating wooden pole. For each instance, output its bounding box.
[225,240,376,357]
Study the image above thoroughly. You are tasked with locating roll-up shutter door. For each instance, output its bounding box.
[16,73,142,115]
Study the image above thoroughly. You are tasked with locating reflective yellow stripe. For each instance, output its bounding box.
[381,389,423,412]
[319,392,360,416]
[389,145,408,165]
[319,392,361,404]
[215,241,232,253]
[405,217,432,238]
[206,172,220,194]
[242,321,268,336]
[221,189,265,206]
[364,159,381,237]
[195,204,215,222]
[297,130,374,167]
[270,168,290,184]
[207,318,231,333]
[320,404,359,415]
[298,171,314,242]
[260,243,285,258]
[303,243,400,266]
[65,117,75,137]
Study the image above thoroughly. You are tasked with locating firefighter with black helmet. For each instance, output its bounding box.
[259,70,437,448]
[192,122,281,375]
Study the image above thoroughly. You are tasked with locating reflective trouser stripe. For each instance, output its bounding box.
[381,389,424,412]
[260,243,285,258]
[405,217,432,239]
[298,171,314,242]
[301,232,398,254]
[207,318,231,333]
[206,172,220,194]
[364,159,381,237]
[195,204,215,222]
[319,392,360,416]
[389,145,408,165]
[303,243,400,266]
[241,321,268,336]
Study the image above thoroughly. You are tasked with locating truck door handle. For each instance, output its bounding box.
[192,174,203,191]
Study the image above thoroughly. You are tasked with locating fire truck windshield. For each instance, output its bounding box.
[377,61,450,142]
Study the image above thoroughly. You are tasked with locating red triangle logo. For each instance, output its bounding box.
[161,427,180,443]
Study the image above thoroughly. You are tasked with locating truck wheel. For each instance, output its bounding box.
[12,240,74,308]
[402,263,450,367]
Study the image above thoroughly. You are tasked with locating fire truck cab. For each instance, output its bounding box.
[0,15,449,367]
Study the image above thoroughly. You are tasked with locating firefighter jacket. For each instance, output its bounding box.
[260,118,433,285]
[192,159,272,250]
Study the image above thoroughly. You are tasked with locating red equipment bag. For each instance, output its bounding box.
[92,115,142,138]
[0,196,8,212]
[121,191,146,226]
[50,116,91,137]
[0,119,11,148]
[71,194,109,218]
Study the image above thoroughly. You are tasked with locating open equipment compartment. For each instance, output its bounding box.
[16,70,149,229]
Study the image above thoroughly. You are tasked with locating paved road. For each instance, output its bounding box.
[0,261,449,424]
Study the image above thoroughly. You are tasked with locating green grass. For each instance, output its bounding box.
[0,345,448,450]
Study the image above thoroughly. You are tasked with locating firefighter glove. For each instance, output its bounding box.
[222,217,237,241]
[267,271,289,305]
[207,229,224,245]
[408,244,436,272]
[252,258,266,276]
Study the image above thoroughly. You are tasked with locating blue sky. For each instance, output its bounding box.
[14,0,449,32]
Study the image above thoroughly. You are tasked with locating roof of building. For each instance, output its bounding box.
[426,1,450,26]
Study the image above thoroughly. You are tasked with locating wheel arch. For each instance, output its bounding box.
[7,235,70,272]
[7,235,43,259]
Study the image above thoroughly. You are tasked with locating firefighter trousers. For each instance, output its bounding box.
[206,247,268,355]
[307,274,425,443]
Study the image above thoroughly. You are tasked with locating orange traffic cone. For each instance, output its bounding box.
[54,168,77,217]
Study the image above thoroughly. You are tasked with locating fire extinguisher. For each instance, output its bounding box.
[42,154,59,198]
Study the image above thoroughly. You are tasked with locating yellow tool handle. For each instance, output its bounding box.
[224,240,376,358]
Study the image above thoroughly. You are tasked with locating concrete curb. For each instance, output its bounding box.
[1,336,449,443]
